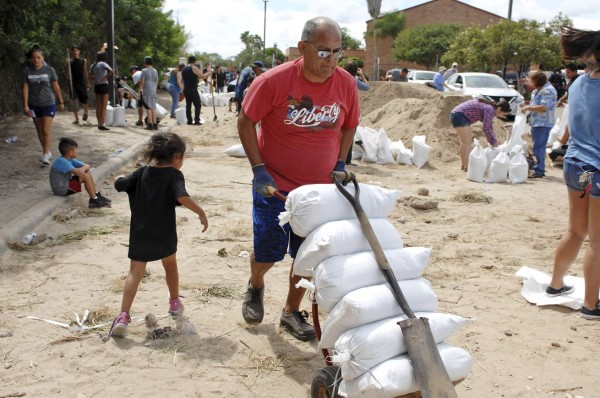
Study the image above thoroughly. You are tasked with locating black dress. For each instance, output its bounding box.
[115,166,189,262]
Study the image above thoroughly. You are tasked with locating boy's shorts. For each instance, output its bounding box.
[72,85,88,104]
[450,111,471,128]
[30,104,56,118]
[563,158,600,199]
[67,176,81,195]
[252,189,303,263]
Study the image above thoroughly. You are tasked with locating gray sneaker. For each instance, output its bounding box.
[242,281,264,325]
[280,309,316,341]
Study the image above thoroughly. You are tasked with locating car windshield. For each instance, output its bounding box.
[465,75,508,89]
[415,72,435,80]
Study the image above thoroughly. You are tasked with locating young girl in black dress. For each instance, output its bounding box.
[110,132,209,338]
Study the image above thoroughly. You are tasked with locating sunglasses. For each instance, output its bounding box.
[303,41,343,59]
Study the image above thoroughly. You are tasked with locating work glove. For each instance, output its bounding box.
[252,164,277,198]
[332,160,348,186]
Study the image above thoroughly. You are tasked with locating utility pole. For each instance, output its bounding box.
[502,0,513,81]
[106,0,115,106]
[263,0,268,64]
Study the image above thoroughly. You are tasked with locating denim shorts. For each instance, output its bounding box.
[30,104,56,118]
[450,112,471,128]
[563,158,600,199]
[252,189,303,262]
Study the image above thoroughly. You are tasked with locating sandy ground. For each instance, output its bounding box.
[0,83,598,398]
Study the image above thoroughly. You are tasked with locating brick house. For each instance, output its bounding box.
[364,0,505,77]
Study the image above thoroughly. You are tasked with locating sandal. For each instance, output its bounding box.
[82,114,88,121]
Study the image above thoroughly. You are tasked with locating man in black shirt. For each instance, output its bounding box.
[181,56,212,125]
[66,46,89,124]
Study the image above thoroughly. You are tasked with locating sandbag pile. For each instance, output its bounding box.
[354,127,431,168]
[280,183,472,397]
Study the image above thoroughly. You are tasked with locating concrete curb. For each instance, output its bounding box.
[0,135,150,255]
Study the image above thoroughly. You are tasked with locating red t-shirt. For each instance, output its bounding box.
[243,58,360,192]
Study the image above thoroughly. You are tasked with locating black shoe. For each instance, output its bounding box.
[581,302,600,320]
[89,197,110,209]
[145,124,154,130]
[96,191,112,204]
[135,121,143,126]
[153,124,159,130]
[242,281,264,325]
[170,115,176,119]
[187,121,193,125]
[545,284,575,297]
[98,126,110,131]
[194,121,203,125]
[280,309,316,341]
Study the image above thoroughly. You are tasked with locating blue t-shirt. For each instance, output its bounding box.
[235,66,255,100]
[49,157,85,195]
[529,82,557,128]
[565,74,600,171]
[433,72,445,91]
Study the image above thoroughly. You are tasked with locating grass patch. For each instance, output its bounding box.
[87,305,115,324]
[451,190,492,204]
[190,283,243,303]
[50,225,122,246]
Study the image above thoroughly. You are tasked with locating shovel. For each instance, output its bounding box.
[332,171,458,398]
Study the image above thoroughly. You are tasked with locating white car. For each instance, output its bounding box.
[445,72,524,118]
[407,70,436,84]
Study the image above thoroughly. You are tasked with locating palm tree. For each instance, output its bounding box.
[366,0,382,80]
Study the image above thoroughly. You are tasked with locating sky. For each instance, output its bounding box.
[163,0,600,60]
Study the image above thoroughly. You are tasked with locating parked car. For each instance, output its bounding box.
[495,70,519,88]
[407,70,436,84]
[445,72,524,118]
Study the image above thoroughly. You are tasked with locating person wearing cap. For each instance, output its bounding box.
[433,65,447,91]
[237,16,360,342]
[66,46,89,125]
[444,62,459,80]
[139,56,159,130]
[181,55,213,125]
[234,61,266,114]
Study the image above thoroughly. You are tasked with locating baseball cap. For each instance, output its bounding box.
[129,65,139,72]
[144,56,153,64]
[439,66,447,72]
[71,45,80,50]
[253,61,267,72]
[452,62,458,67]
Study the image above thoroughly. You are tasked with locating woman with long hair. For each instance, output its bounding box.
[22,46,64,164]
[90,51,113,130]
[167,63,184,118]
[546,26,600,319]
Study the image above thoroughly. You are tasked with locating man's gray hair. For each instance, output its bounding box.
[301,17,341,42]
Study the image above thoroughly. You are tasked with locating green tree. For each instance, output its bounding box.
[236,31,264,67]
[393,23,463,69]
[373,11,406,39]
[265,47,285,68]
[365,0,382,80]
[341,27,361,50]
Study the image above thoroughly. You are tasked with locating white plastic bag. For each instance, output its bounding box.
[411,135,431,168]
[314,247,431,313]
[357,126,394,164]
[505,109,527,153]
[484,146,499,172]
[487,151,510,183]
[105,105,114,126]
[390,140,413,165]
[223,144,246,158]
[547,119,561,146]
[155,103,168,119]
[467,138,486,183]
[338,343,473,398]
[333,312,469,381]
[318,278,438,348]
[175,107,187,125]
[293,219,403,278]
[509,145,529,184]
[279,183,400,238]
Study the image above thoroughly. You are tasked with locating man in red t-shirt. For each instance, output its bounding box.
[238,16,360,341]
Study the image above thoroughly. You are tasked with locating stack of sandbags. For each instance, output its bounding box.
[280,183,472,397]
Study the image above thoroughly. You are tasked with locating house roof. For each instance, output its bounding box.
[366,0,506,23]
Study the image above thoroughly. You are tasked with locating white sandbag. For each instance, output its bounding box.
[200,93,210,106]
[224,144,246,158]
[509,146,529,184]
[486,151,510,183]
[112,105,126,126]
[175,107,187,125]
[484,146,499,172]
[352,131,365,159]
[155,103,168,118]
[547,119,561,146]
[293,219,403,278]
[467,138,486,183]
[314,247,431,313]
[505,110,527,153]
[559,103,569,138]
[338,343,473,398]
[319,278,438,348]
[357,126,379,163]
[411,135,431,168]
[279,183,400,238]
[128,99,137,108]
[378,134,395,165]
[333,312,469,381]
[390,140,413,165]
[105,105,114,126]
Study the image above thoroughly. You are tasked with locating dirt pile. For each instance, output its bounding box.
[358,82,510,164]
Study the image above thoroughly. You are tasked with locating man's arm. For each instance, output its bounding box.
[338,126,355,161]
[237,109,262,166]
[192,65,212,80]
